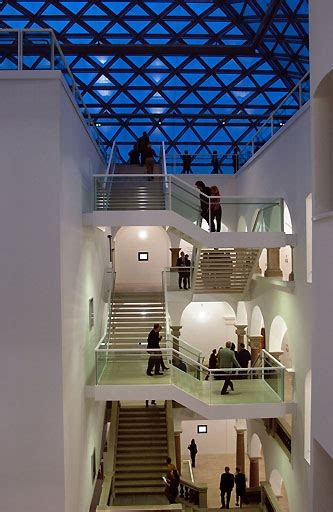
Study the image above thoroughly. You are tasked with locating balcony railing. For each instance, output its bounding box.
[93,174,285,233]
[95,345,286,405]
[0,28,106,158]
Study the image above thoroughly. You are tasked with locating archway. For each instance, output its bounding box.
[269,469,290,511]
[237,216,248,232]
[280,201,293,280]
[248,433,266,487]
[236,301,248,325]
[249,306,264,336]
[269,315,288,353]
[180,302,236,360]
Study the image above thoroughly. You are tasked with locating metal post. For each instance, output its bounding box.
[270,116,274,136]
[251,140,254,156]
[168,176,172,210]
[51,32,55,70]
[299,83,302,108]
[18,30,23,71]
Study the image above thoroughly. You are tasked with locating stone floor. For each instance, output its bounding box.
[186,453,289,511]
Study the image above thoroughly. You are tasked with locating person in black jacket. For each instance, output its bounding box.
[188,439,198,468]
[176,251,187,289]
[234,467,247,507]
[219,466,235,509]
[195,180,212,229]
[146,323,169,375]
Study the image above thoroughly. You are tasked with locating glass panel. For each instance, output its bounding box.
[300,76,310,105]
[95,348,284,404]
[170,178,202,224]
[0,31,18,69]
[253,122,272,152]
[22,31,52,70]
[166,153,237,175]
[164,268,194,293]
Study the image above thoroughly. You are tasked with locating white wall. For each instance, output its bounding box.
[59,80,107,512]
[0,74,65,511]
[180,302,237,362]
[0,72,107,512]
[236,107,312,512]
[180,419,237,456]
[114,226,170,291]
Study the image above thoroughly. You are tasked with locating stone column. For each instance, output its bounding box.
[235,428,246,473]
[174,432,182,474]
[248,335,263,365]
[289,246,295,281]
[170,247,180,267]
[264,248,282,278]
[249,457,261,487]
[235,324,247,351]
[170,325,182,354]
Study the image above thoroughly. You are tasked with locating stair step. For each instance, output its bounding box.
[115,486,165,495]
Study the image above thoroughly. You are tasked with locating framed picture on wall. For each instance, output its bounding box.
[197,424,207,434]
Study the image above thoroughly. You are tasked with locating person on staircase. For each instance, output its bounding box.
[145,144,157,179]
[218,341,240,395]
[128,144,140,165]
[210,184,222,232]
[146,323,169,376]
[234,467,247,507]
[165,468,180,504]
[137,131,150,166]
[188,439,198,468]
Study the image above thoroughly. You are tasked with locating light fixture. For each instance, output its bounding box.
[138,230,148,240]
[158,120,162,125]
[96,123,102,127]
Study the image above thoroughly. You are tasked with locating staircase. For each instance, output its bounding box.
[113,405,168,501]
[195,248,260,294]
[108,292,166,347]
[95,163,165,211]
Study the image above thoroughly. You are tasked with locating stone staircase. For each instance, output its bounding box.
[113,406,169,501]
[107,292,166,347]
[194,248,260,294]
[95,163,165,211]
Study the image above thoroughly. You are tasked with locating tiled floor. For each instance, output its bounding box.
[99,361,283,405]
[186,453,289,511]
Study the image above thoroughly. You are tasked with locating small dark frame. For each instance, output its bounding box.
[197,424,207,434]
[138,251,149,261]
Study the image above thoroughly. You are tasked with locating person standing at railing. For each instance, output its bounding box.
[211,150,223,174]
[195,180,212,229]
[237,343,251,368]
[146,323,169,375]
[176,251,187,290]
[184,254,191,289]
[210,185,222,232]
[232,143,239,174]
[145,144,157,179]
[218,341,240,395]
[137,130,150,166]
[181,150,193,174]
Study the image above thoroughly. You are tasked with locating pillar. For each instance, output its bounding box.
[235,428,246,473]
[235,324,247,351]
[289,246,295,281]
[249,457,261,487]
[264,248,283,278]
[170,247,180,267]
[174,432,182,474]
[170,325,182,354]
[248,335,263,365]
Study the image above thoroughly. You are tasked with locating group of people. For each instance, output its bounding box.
[220,466,247,508]
[128,131,157,177]
[207,342,251,394]
[195,180,222,232]
[181,146,240,174]
[176,251,191,289]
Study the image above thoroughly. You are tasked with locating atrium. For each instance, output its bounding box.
[0,1,332,512]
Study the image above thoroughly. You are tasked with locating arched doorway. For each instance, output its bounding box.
[269,469,290,511]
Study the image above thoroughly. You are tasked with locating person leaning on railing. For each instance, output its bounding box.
[195,180,211,228]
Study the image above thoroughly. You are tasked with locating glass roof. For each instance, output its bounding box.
[0,1,309,162]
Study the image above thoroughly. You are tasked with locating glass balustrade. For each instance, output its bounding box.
[93,175,284,232]
[163,267,195,293]
[166,153,239,175]
[95,347,285,405]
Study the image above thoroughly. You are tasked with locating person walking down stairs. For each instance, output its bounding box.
[188,439,198,468]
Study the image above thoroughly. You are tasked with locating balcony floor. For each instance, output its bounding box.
[98,361,281,405]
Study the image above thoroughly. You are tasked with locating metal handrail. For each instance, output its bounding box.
[240,71,310,164]
[0,28,106,159]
